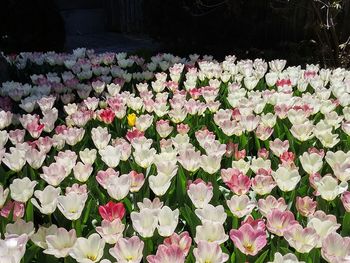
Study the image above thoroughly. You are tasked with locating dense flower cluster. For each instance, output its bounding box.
[1,49,350,262]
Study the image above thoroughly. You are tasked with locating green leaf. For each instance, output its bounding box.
[342,212,350,236]
[24,245,41,263]
[25,201,34,222]
[255,250,269,263]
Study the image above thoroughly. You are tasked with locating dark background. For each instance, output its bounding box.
[0,0,349,67]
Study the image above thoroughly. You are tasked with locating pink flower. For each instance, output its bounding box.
[229,223,267,256]
[257,148,269,159]
[0,200,25,220]
[225,172,251,195]
[129,171,145,193]
[226,194,255,218]
[193,241,229,263]
[26,119,45,139]
[98,201,126,222]
[266,209,298,236]
[280,151,295,165]
[163,231,192,256]
[341,191,350,212]
[99,108,115,124]
[251,173,276,195]
[176,123,190,135]
[258,195,287,217]
[321,232,350,263]
[109,236,144,263]
[242,215,266,232]
[126,128,144,142]
[296,196,317,217]
[96,168,119,189]
[147,244,185,263]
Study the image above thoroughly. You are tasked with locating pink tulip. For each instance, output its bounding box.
[242,215,266,232]
[258,195,287,217]
[266,209,298,236]
[98,201,126,222]
[321,232,350,263]
[163,231,192,256]
[0,200,25,220]
[225,172,251,195]
[109,236,144,263]
[257,148,269,159]
[129,171,145,193]
[176,123,190,135]
[296,196,317,217]
[341,191,350,212]
[230,223,267,256]
[147,244,185,263]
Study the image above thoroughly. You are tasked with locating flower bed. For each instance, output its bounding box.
[1,49,350,262]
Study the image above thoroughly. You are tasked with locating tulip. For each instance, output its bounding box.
[2,147,26,172]
[195,221,228,245]
[129,171,145,192]
[99,145,122,168]
[10,177,37,203]
[57,192,88,221]
[163,232,192,256]
[321,232,350,263]
[193,240,229,263]
[31,185,60,215]
[315,175,348,201]
[135,114,153,131]
[272,165,301,192]
[91,127,111,150]
[195,204,227,224]
[96,219,125,244]
[30,225,58,249]
[0,234,28,263]
[284,224,319,253]
[137,197,163,215]
[229,223,267,256]
[69,233,105,263]
[109,236,144,263]
[79,148,97,165]
[226,194,255,218]
[157,206,179,237]
[341,191,350,212]
[98,201,126,221]
[266,209,298,236]
[0,200,25,220]
[106,173,131,200]
[25,148,46,169]
[268,252,304,263]
[307,210,340,247]
[73,162,93,182]
[225,171,251,195]
[177,148,201,172]
[5,219,35,237]
[0,185,9,209]
[131,208,158,238]
[147,244,185,263]
[296,196,317,217]
[299,152,323,175]
[187,180,213,208]
[40,162,67,186]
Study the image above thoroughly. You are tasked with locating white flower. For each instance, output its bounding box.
[69,233,105,263]
[131,208,158,238]
[10,177,37,203]
[157,206,179,237]
[31,185,60,215]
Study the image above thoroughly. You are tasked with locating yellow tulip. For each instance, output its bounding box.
[127,113,136,127]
